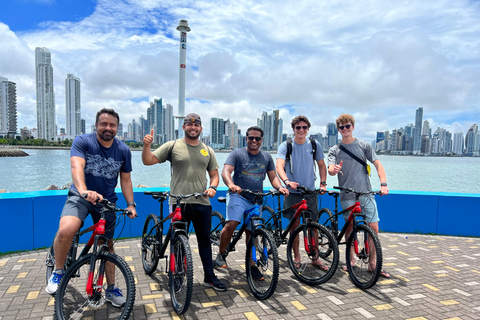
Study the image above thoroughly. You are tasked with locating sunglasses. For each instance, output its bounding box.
[338,124,352,130]
[247,136,262,141]
[295,126,309,131]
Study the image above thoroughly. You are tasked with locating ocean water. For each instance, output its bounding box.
[0,148,478,194]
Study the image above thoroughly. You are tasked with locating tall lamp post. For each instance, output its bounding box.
[176,19,191,139]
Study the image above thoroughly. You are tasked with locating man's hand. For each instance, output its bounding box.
[126,206,137,218]
[332,160,343,176]
[228,185,242,194]
[380,185,389,195]
[278,187,289,196]
[286,181,299,190]
[205,187,216,198]
[81,190,103,205]
[318,185,327,195]
[143,129,154,147]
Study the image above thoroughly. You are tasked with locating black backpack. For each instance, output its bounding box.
[285,136,318,173]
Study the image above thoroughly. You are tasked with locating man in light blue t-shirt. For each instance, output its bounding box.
[215,126,288,281]
[276,115,328,269]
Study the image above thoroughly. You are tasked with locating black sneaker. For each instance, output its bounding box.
[250,265,264,281]
[213,253,227,268]
[203,276,227,291]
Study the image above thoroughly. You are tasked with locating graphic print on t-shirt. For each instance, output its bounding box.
[242,158,265,182]
[85,154,123,179]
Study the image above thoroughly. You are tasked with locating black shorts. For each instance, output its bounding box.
[61,191,116,239]
[283,192,319,221]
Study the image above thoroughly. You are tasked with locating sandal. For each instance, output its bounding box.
[342,265,348,272]
[380,270,391,278]
[294,261,301,269]
[312,263,329,271]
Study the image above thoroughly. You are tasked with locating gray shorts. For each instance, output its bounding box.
[283,192,319,221]
[61,191,117,239]
[340,194,379,224]
[226,193,259,231]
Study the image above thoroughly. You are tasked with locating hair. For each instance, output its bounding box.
[291,115,311,129]
[246,126,264,137]
[96,108,120,125]
[336,113,355,128]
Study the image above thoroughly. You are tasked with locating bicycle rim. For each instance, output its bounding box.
[142,213,160,274]
[346,224,383,289]
[170,234,193,314]
[210,211,225,258]
[287,222,339,285]
[245,228,279,300]
[55,252,135,320]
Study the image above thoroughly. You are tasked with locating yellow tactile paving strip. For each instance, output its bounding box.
[0,234,478,319]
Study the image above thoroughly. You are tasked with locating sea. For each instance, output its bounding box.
[0,148,478,194]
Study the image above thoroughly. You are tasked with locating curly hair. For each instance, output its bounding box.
[336,114,355,129]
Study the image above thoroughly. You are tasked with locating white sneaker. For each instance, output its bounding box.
[105,286,126,307]
[45,270,64,295]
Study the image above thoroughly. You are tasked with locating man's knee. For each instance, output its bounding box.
[223,221,239,234]
[57,217,82,240]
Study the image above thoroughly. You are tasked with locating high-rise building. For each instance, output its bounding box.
[422,120,430,137]
[327,123,338,147]
[80,118,86,135]
[0,77,17,136]
[147,98,163,144]
[453,132,464,155]
[65,74,81,138]
[256,110,283,150]
[376,131,385,144]
[163,104,174,142]
[465,124,479,156]
[413,107,423,154]
[35,47,56,141]
[211,117,225,148]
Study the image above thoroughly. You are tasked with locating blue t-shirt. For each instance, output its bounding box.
[70,133,132,202]
[277,138,324,193]
[225,147,275,203]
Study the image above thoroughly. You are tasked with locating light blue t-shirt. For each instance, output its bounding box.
[277,139,324,193]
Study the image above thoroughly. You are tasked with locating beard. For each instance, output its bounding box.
[98,130,115,141]
[184,129,200,140]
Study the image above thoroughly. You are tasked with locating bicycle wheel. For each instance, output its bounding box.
[345,224,383,289]
[245,228,279,300]
[46,235,78,285]
[317,208,335,258]
[210,210,225,256]
[170,234,193,314]
[142,213,161,274]
[287,222,339,286]
[55,251,135,320]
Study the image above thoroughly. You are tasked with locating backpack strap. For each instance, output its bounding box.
[285,138,293,173]
[167,139,177,176]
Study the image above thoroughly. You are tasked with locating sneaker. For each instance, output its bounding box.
[105,285,126,307]
[250,265,264,281]
[45,270,64,295]
[203,277,227,291]
[214,253,227,268]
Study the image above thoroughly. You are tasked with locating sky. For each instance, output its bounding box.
[1,0,480,141]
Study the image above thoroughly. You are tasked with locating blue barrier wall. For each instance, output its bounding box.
[0,188,478,253]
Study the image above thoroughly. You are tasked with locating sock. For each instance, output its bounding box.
[54,269,64,275]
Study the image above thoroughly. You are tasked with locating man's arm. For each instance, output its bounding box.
[205,169,219,198]
[267,170,289,195]
[120,171,137,218]
[373,159,389,195]
[142,129,160,165]
[317,159,328,192]
[222,164,241,193]
[71,156,103,203]
[275,158,298,189]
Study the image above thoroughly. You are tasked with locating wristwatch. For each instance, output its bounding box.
[209,185,217,191]
[127,201,136,207]
[380,183,387,187]
[321,181,327,186]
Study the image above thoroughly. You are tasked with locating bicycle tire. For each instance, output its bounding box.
[45,235,78,285]
[345,224,382,289]
[170,234,193,314]
[317,208,335,258]
[286,222,339,286]
[142,213,161,274]
[245,228,279,300]
[210,210,225,257]
[54,251,136,320]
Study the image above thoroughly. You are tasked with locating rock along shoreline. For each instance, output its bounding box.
[0,147,29,157]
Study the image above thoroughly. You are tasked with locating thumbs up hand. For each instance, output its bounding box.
[333,160,343,176]
[143,129,154,147]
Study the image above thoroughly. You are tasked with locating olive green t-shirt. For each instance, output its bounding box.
[153,139,219,205]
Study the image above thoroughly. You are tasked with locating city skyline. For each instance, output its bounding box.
[1,1,480,142]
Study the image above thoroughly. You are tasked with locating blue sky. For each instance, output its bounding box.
[1,0,479,139]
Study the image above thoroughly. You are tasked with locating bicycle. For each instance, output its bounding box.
[318,186,383,289]
[141,191,204,315]
[46,194,136,320]
[210,189,279,300]
[260,185,339,286]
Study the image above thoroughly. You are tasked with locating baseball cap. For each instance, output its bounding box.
[184,113,202,125]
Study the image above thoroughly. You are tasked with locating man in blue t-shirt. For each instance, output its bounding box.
[215,126,288,281]
[276,115,328,269]
[46,108,137,305]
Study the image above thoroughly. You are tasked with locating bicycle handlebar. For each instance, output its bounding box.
[81,193,133,216]
[144,191,207,201]
[237,188,273,198]
[333,186,382,196]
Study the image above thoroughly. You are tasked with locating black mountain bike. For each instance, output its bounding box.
[318,187,383,289]
[210,189,279,300]
[141,191,203,314]
[46,194,136,320]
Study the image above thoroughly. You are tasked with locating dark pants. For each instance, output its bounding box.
[180,203,215,281]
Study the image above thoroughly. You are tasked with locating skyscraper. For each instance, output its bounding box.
[36,47,56,141]
[327,123,338,147]
[65,74,81,138]
[163,104,174,142]
[0,77,17,136]
[413,107,423,154]
[465,124,478,156]
[453,132,464,155]
[211,117,225,148]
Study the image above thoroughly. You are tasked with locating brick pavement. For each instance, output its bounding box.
[0,232,479,320]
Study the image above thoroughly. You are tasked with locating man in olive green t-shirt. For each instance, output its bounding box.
[142,113,227,291]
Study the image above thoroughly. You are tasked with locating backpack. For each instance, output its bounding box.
[285,136,318,174]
